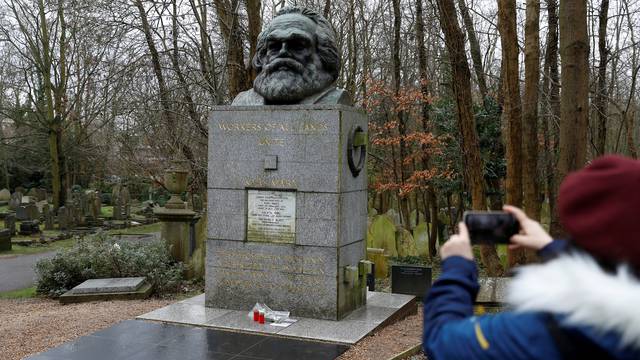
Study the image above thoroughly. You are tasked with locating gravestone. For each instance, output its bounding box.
[192,194,203,212]
[58,206,69,230]
[16,206,29,221]
[112,185,122,220]
[391,264,432,297]
[121,185,131,219]
[26,203,39,220]
[9,192,22,210]
[36,188,47,202]
[113,201,122,220]
[0,229,10,251]
[0,188,10,202]
[476,277,510,304]
[14,186,25,194]
[88,191,102,220]
[59,277,153,304]
[4,213,16,236]
[43,204,54,230]
[19,220,40,236]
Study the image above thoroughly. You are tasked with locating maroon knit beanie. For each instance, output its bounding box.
[558,155,640,268]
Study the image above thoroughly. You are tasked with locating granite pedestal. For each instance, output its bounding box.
[207,105,368,320]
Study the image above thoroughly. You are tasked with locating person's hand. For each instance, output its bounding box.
[440,222,474,260]
[503,205,553,251]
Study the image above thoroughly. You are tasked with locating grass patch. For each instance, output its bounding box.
[0,238,76,257]
[107,222,162,235]
[101,206,113,218]
[0,205,8,214]
[0,286,37,299]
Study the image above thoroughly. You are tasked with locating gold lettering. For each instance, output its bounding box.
[258,137,285,146]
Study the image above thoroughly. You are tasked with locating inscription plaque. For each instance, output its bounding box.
[247,190,296,243]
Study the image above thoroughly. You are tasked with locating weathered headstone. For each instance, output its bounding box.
[93,193,102,219]
[476,277,510,304]
[36,188,47,202]
[27,203,39,220]
[9,192,22,210]
[43,204,54,230]
[396,227,419,257]
[192,194,203,212]
[367,215,398,257]
[391,264,432,297]
[4,213,16,236]
[366,247,389,279]
[58,206,69,230]
[19,220,40,236]
[0,188,10,202]
[16,206,29,221]
[121,185,131,219]
[113,201,122,220]
[0,229,11,251]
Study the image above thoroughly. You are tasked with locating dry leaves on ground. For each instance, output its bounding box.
[0,298,173,360]
[0,298,423,360]
[338,307,423,360]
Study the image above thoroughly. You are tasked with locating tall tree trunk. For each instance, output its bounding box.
[595,0,610,155]
[416,0,440,257]
[213,0,249,99]
[346,0,357,96]
[36,0,62,208]
[392,0,410,228]
[245,0,262,82]
[436,0,503,276]
[498,0,525,267]
[558,0,590,184]
[457,0,488,102]
[523,0,541,222]
[545,0,562,236]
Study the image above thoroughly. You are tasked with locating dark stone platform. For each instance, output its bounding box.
[26,320,348,360]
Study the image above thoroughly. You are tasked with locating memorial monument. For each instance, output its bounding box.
[206,6,369,320]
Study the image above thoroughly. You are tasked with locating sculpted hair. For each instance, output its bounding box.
[253,6,341,82]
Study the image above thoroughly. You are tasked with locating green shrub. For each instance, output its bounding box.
[35,232,184,297]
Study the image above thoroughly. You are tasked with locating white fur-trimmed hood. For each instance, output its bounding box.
[507,253,640,350]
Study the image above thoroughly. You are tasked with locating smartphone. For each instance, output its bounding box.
[463,211,519,244]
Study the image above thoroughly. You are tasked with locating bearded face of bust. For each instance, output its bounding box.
[252,8,340,104]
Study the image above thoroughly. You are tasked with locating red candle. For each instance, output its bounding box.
[253,309,259,322]
[259,312,265,324]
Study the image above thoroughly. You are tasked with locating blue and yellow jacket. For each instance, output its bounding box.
[423,240,640,360]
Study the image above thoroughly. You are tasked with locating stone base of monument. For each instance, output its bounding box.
[59,277,153,304]
[154,207,205,280]
[138,291,416,345]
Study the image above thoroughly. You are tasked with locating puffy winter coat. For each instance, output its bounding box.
[423,240,640,359]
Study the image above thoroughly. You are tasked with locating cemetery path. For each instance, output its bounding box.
[0,251,56,292]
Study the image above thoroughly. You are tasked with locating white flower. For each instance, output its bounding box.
[113,243,121,251]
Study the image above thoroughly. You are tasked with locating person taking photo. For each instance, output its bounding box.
[423,155,640,359]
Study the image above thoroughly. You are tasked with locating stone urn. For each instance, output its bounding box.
[164,165,189,209]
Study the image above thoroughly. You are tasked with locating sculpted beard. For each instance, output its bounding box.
[254,56,334,103]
